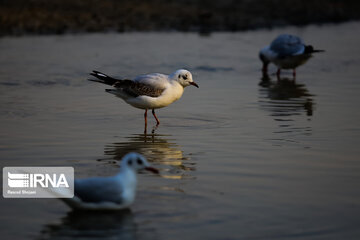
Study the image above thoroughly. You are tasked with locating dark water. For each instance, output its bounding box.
[1,22,360,240]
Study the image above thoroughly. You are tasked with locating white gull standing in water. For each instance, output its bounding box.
[89,69,199,131]
[259,34,324,77]
[56,153,159,210]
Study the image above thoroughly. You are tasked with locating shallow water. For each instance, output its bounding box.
[1,22,360,240]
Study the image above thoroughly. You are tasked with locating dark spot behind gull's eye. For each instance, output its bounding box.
[127,160,132,166]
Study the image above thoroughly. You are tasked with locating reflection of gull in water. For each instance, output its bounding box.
[258,74,315,146]
[259,74,314,117]
[98,134,195,180]
[38,210,157,240]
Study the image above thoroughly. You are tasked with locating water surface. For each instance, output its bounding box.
[1,22,360,240]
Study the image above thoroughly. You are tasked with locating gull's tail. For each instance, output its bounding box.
[305,45,325,54]
[89,71,119,86]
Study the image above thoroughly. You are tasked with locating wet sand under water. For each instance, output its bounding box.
[0,21,360,240]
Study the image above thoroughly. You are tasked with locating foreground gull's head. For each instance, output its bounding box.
[171,69,199,88]
[121,152,159,174]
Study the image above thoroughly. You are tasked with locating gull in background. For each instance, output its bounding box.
[54,153,159,210]
[89,69,199,132]
[259,34,324,77]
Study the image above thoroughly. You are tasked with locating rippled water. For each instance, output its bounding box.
[1,22,360,240]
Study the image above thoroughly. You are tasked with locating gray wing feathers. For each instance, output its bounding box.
[270,34,305,57]
[90,71,167,98]
[114,80,164,98]
[74,177,123,204]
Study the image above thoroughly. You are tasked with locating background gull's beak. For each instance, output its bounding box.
[190,82,199,88]
[145,167,160,174]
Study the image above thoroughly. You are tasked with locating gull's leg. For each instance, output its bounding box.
[262,63,268,74]
[152,109,160,126]
[144,109,148,134]
[276,68,281,77]
[292,69,296,78]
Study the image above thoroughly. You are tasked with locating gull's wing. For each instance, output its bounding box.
[90,71,166,98]
[114,80,165,98]
[133,73,169,90]
[113,73,168,98]
[74,176,124,204]
[270,34,305,57]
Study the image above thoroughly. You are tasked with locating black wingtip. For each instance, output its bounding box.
[88,70,120,86]
[90,70,107,77]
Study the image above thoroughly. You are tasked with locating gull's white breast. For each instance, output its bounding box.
[126,81,184,109]
[119,169,137,207]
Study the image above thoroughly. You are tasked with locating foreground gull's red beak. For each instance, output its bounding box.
[190,82,199,88]
[145,167,160,174]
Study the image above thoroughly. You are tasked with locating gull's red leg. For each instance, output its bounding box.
[262,63,268,74]
[293,69,296,78]
[152,109,160,126]
[144,109,148,125]
[144,109,148,133]
[276,68,281,77]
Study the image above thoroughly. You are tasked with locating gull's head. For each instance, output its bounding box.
[171,69,199,88]
[120,152,159,174]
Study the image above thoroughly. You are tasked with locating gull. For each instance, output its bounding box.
[89,69,199,131]
[57,153,159,210]
[259,34,324,77]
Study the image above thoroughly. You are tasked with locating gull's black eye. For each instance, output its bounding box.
[182,74,188,80]
[137,159,143,165]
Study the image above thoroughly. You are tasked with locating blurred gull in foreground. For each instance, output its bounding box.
[89,69,199,132]
[55,153,159,210]
[259,34,324,77]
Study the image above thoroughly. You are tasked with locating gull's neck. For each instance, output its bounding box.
[117,167,137,206]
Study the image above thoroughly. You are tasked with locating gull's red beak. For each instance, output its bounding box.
[190,82,199,88]
[145,167,159,174]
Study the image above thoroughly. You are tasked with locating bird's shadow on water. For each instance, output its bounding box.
[37,209,157,240]
[99,133,196,179]
[258,72,316,146]
[259,72,315,117]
